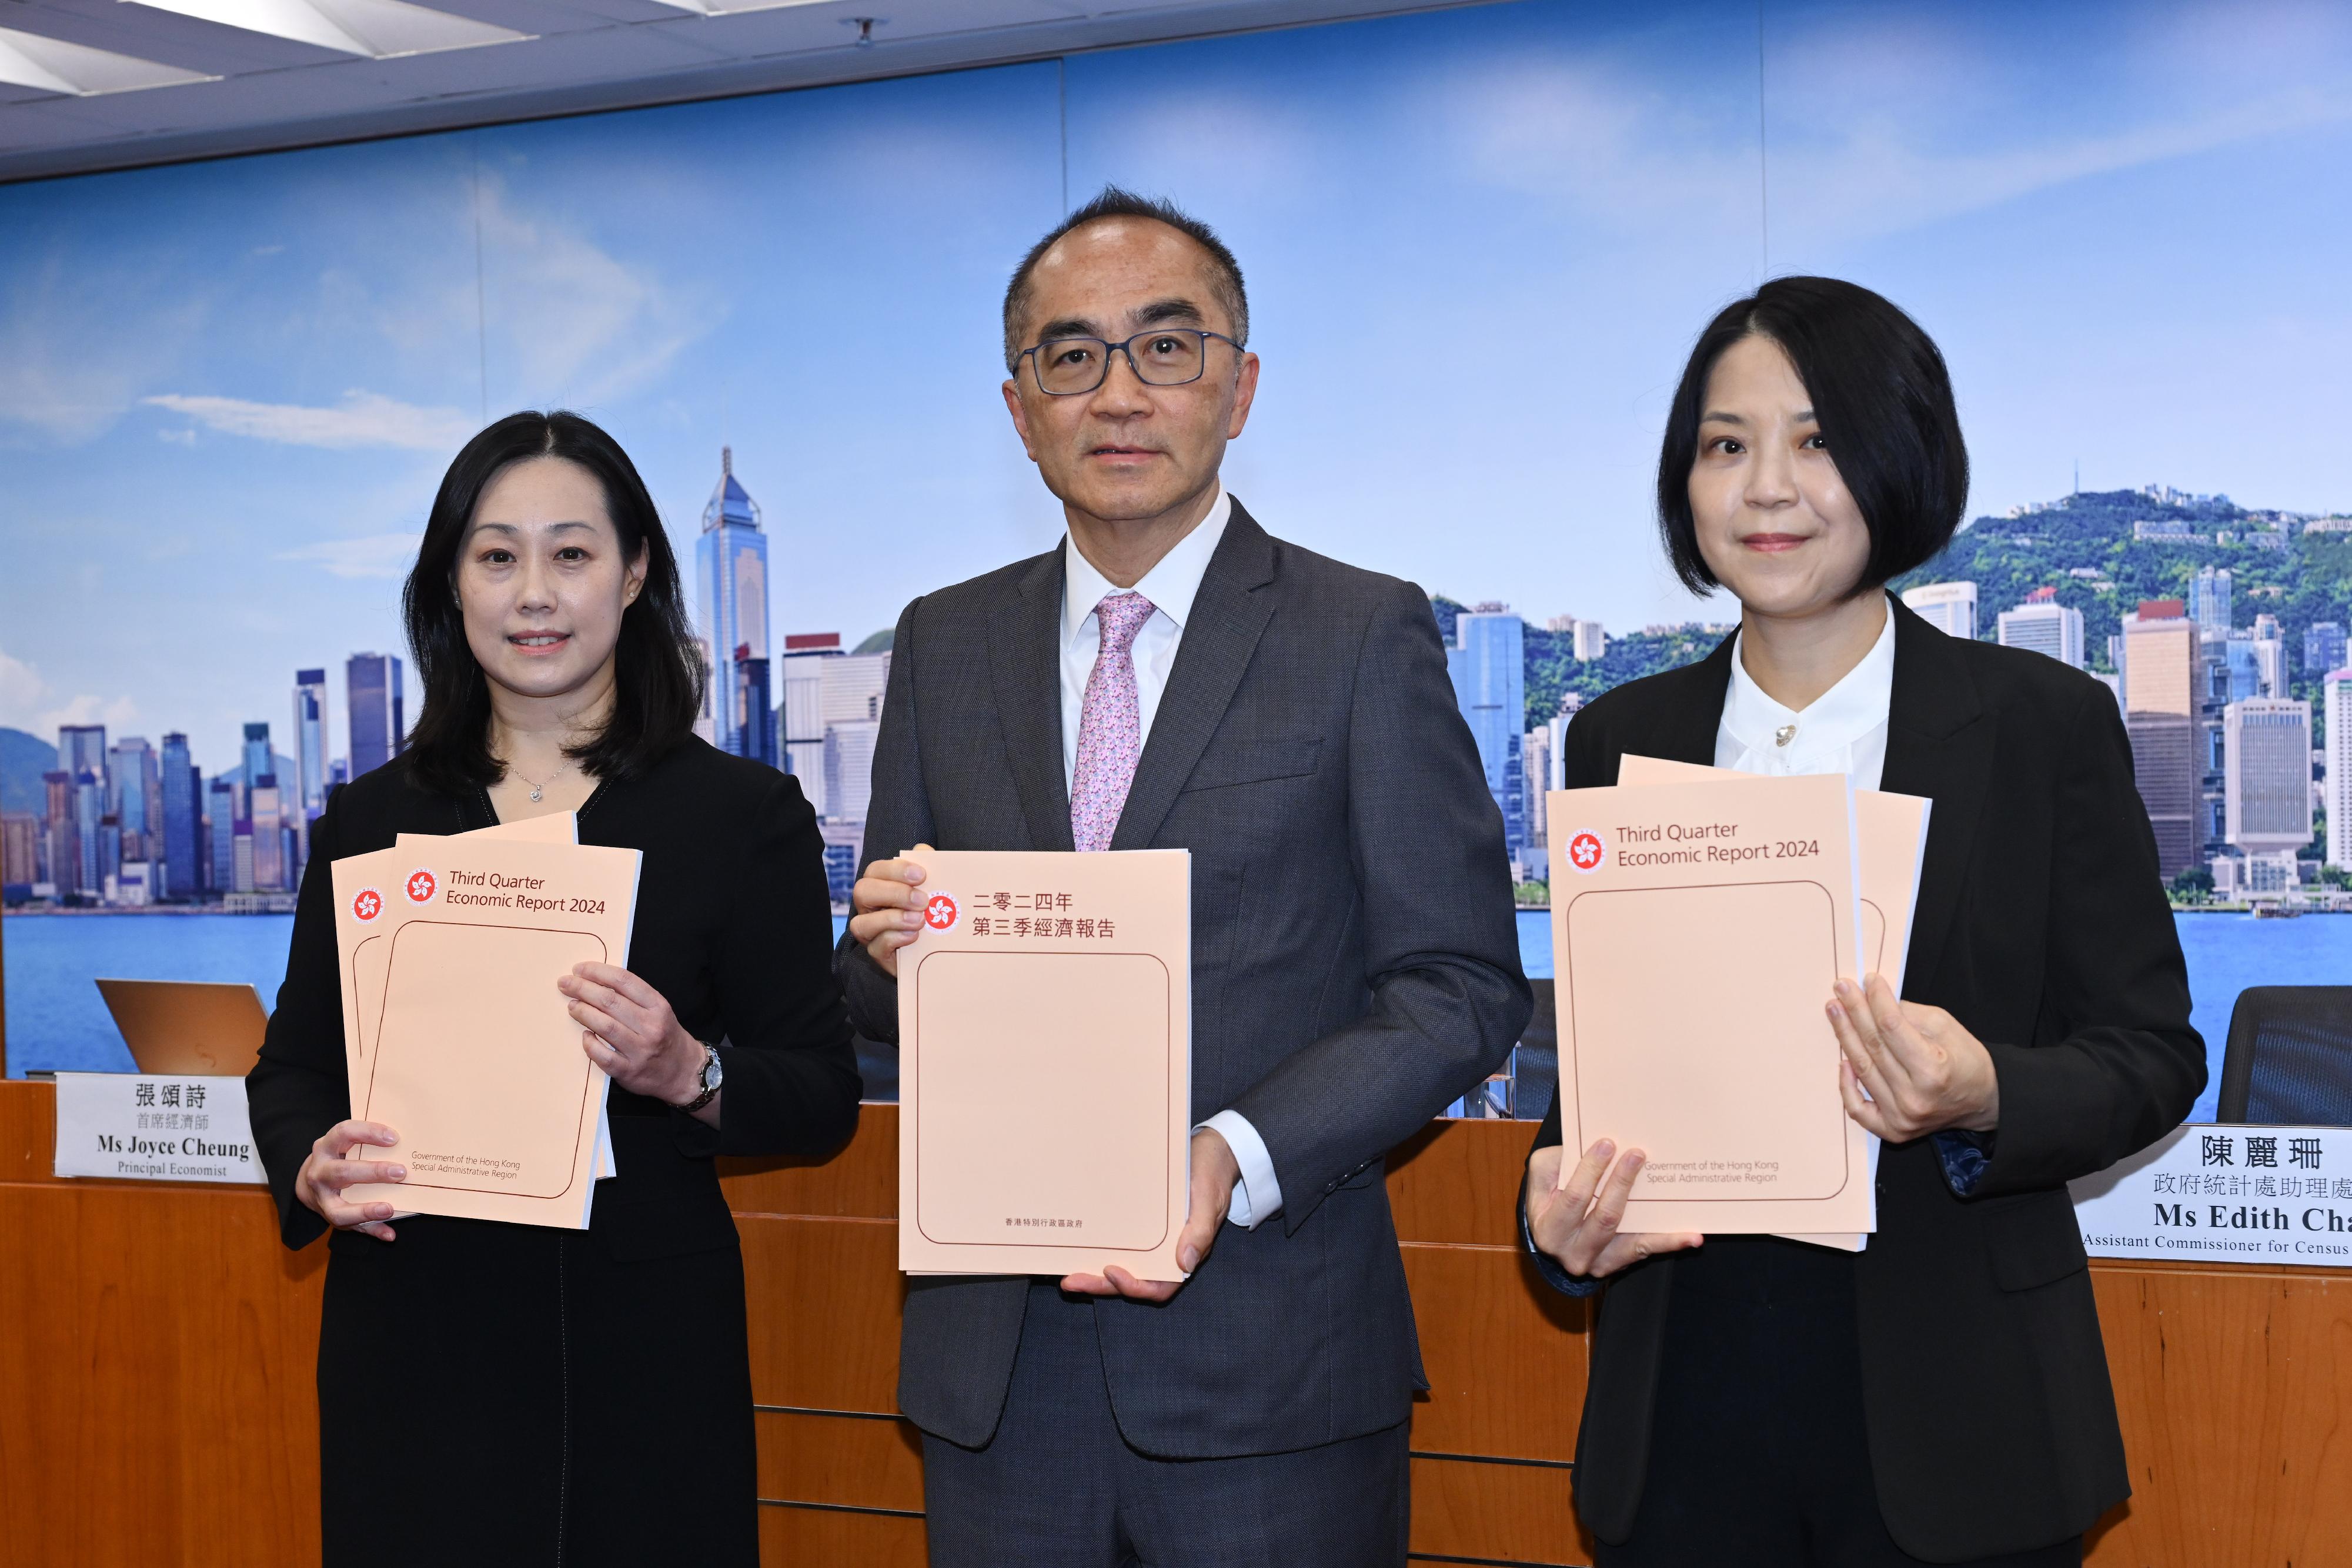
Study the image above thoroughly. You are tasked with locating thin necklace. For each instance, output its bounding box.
[513,760,572,803]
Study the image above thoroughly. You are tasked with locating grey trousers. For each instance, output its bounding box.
[921,1282,1411,1568]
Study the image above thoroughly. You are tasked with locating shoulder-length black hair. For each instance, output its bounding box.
[1656,276,1968,596]
[401,410,705,796]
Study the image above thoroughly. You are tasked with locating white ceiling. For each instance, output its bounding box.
[0,0,1484,184]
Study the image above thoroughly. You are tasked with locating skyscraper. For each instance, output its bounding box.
[293,667,329,818]
[73,770,106,894]
[208,778,238,893]
[41,770,76,895]
[348,653,405,779]
[696,447,770,758]
[242,722,273,787]
[731,645,777,768]
[816,646,893,825]
[2121,601,2200,879]
[1,814,36,891]
[1523,724,1552,853]
[1900,582,1977,640]
[2190,566,2233,634]
[161,732,200,900]
[2306,621,2347,681]
[58,723,108,793]
[1995,590,2084,668]
[249,775,286,891]
[2250,613,2286,698]
[1446,604,1528,866]
[109,736,158,861]
[2222,698,2313,855]
[779,632,843,808]
[2327,672,2351,871]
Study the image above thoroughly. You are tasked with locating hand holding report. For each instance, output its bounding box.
[332,834,643,1229]
[1548,772,1874,1235]
[1615,754,1932,1251]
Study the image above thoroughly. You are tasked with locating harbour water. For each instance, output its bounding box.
[5,908,2344,1125]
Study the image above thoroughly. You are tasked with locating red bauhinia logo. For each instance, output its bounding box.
[1566,831,1606,874]
[405,868,437,904]
[924,893,960,931]
[352,888,383,922]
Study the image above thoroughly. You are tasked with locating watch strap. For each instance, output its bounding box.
[677,1042,721,1114]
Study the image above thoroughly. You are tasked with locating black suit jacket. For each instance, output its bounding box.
[1526,599,2203,1560]
[248,742,861,1562]
[838,501,1532,1459]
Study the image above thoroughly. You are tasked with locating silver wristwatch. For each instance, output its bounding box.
[678,1042,723,1113]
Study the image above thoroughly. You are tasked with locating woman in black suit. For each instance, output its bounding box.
[248,410,860,1565]
[1522,279,2203,1566]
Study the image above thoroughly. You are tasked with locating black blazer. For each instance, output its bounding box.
[248,740,860,1565]
[838,502,1531,1459]
[1526,599,2203,1560]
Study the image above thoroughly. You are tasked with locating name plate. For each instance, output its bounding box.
[2071,1124,2352,1266]
[52,1073,263,1185]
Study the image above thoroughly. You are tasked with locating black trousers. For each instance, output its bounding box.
[1596,1238,2082,1568]
[921,1282,1410,1568]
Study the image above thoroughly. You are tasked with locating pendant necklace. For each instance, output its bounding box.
[514,763,566,803]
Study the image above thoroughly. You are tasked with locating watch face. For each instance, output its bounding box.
[703,1049,723,1091]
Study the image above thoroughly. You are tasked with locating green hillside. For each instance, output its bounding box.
[1,727,58,817]
[1890,488,2352,714]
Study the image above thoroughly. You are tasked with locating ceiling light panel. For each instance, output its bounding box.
[0,25,216,93]
[121,0,529,57]
[636,0,833,18]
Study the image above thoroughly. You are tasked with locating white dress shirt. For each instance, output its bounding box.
[1058,487,1284,1229]
[1715,597,1896,792]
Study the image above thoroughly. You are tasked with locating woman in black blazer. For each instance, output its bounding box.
[1522,280,2203,1566]
[247,411,861,1565]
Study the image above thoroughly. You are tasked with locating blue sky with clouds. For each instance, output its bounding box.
[3,0,2349,774]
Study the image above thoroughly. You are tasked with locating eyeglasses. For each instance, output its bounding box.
[1018,327,1240,396]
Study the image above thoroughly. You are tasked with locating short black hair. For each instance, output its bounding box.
[1002,185,1248,372]
[1656,276,1967,596]
[402,410,704,796]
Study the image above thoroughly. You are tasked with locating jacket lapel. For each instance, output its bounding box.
[1110,503,1281,851]
[1875,598,1994,999]
[988,546,1076,853]
[1652,637,1736,767]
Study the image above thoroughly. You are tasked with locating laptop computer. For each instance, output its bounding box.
[94,978,268,1077]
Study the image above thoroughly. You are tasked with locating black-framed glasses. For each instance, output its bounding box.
[1018,327,1239,396]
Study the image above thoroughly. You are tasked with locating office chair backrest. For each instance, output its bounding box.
[2217,987,2352,1125]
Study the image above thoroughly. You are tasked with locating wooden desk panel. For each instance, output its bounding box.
[739,1212,904,1416]
[0,1170,322,1568]
[1409,1453,1586,1566]
[755,1408,924,1512]
[759,1501,927,1567]
[5,1088,2352,1567]
[1403,1241,1588,1465]
[2085,1261,2352,1568]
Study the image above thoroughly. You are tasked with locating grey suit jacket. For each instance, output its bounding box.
[836,501,1531,1459]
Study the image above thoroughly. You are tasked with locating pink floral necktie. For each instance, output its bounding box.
[1070,591,1158,852]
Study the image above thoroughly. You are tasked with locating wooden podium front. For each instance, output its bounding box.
[2,1081,2349,1566]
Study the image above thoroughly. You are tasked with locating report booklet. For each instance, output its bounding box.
[1617,756,1932,1247]
[1547,773,1874,1235]
[396,815,612,1183]
[896,848,1191,1281]
[330,832,641,1229]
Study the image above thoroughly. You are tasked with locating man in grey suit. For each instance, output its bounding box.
[840,186,1529,1566]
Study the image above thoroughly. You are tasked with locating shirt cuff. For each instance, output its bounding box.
[1933,1129,1996,1197]
[1198,1109,1282,1229]
[1521,1193,1603,1298]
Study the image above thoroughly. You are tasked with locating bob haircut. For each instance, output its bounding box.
[401,410,704,796]
[1656,276,1967,596]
